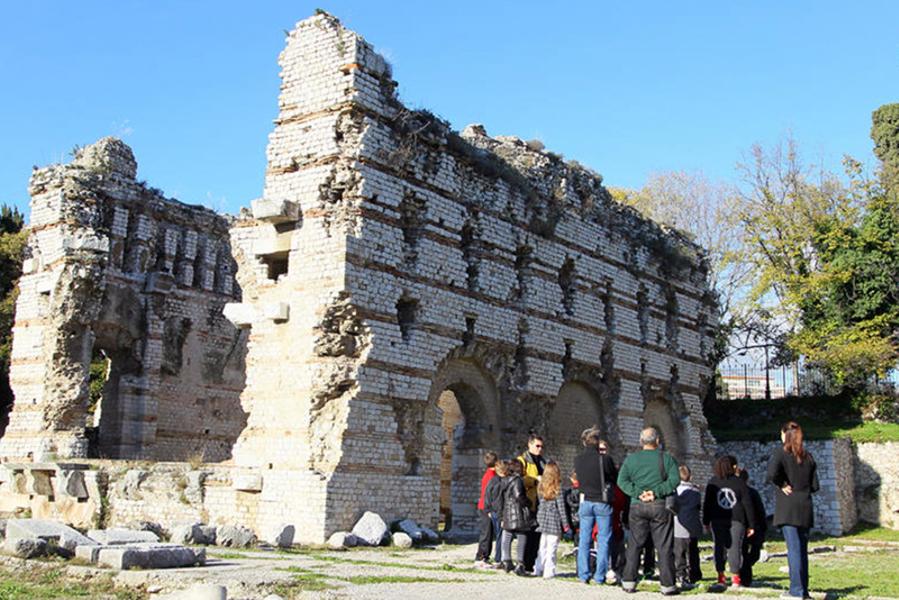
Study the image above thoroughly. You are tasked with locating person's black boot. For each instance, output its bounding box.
[502,560,514,572]
[513,563,528,577]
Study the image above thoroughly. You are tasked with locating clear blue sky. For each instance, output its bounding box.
[2,1,897,217]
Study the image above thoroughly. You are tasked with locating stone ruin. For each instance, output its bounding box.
[0,13,718,543]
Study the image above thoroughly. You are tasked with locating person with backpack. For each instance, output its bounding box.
[767,421,819,599]
[573,429,618,584]
[617,427,680,596]
[703,455,758,588]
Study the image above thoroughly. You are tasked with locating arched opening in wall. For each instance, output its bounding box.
[547,382,606,478]
[643,396,688,461]
[437,390,463,531]
[427,358,499,535]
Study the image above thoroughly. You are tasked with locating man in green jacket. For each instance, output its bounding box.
[617,427,681,595]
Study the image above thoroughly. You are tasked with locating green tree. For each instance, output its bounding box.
[0,205,26,433]
[872,103,899,186]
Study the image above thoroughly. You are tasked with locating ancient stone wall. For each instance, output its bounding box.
[227,13,718,537]
[0,139,246,463]
[719,440,858,536]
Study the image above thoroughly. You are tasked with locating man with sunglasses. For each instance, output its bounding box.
[517,433,547,572]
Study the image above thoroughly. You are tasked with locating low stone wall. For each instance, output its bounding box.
[717,440,857,536]
[854,442,899,529]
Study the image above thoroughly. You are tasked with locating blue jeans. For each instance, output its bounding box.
[578,499,613,582]
[782,525,809,597]
[491,514,501,562]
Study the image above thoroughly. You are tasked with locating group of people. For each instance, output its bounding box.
[474,421,819,598]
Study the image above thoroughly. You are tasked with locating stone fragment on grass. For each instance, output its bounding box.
[217,524,256,548]
[327,531,357,549]
[391,532,413,548]
[4,537,48,558]
[352,511,388,546]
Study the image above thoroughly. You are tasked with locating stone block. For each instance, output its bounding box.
[391,532,413,548]
[216,524,256,548]
[5,519,98,556]
[75,543,102,564]
[96,543,205,570]
[263,523,294,548]
[351,511,388,546]
[158,584,226,600]
[56,469,88,499]
[4,537,48,558]
[171,523,216,546]
[25,470,54,496]
[144,272,175,294]
[232,473,263,492]
[394,518,426,542]
[327,531,357,549]
[261,302,289,323]
[223,303,255,329]
[251,199,299,224]
[88,528,159,545]
[252,231,293,256]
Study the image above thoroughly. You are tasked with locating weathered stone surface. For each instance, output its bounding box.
[96,543,205,570]
[251,199,299,224]
[5,519,97,556]
[157,584,227,600]
[216,524,256,548]
[75,543,102,563]
[56,469,88,498]
[232,474,263,492]
[327,531,357,549]
[352,512,388,546]
[262,524,294,548]
[88,528,159,545]
[172,523,216,546]
[391,532,413,548]
[394,519,426,543]
[4,537,48,558]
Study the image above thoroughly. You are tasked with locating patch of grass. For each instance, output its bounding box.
[750,548,899,597]
[0,565,145,599]
[712,419,899,443]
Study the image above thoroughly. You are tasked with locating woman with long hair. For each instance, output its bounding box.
[766,421,819,599]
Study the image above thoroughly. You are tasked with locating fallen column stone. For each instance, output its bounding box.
[5,518,98,557]
[351,512,388,546]
[88,528,159,545]
[96,543,206,570]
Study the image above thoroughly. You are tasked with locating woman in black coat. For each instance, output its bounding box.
[703,455,757,587]
[500,459,533,575]
[766,421,819,599]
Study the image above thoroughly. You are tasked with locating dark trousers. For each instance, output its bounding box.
[476,509,495,561]
[674,537,702,583]
[622,501,676,592]
[643,536,656,573]
[740,532,764,586]
[782,525,809,598]
[523,529,540,570]
[711,519,745,574]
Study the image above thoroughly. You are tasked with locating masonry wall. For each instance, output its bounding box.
[0,139,246,463]
[718,440,858,536]
[227,13,719,537]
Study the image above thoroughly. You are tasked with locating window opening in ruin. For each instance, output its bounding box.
[664,286,679,352]
[460,211,480,291]
[636,284,649,344]
[396,296,418,341]
[463,315,477,346]
[399,191,427,264]
[513,245,533,300]
[85,348,111,458]
[602,279,615,333]
[559,257,577,316]
[437,390,464,532]
[262,251,289,281]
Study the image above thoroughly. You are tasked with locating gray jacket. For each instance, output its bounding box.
[674,482,702,538]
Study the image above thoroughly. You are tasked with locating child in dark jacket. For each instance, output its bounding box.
[738,468,767,587]
[484,459,507,565]
[534,461,570,578]
[500,459,531,576]
[674,465,703,586]
[704,455,758,588]
[475,451,499,566]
